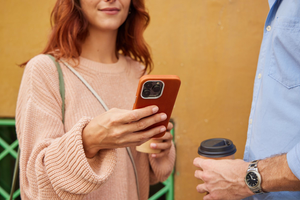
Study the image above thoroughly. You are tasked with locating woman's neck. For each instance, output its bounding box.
[81,27,118,64]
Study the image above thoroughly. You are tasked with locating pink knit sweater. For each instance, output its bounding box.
[16,54,175,200]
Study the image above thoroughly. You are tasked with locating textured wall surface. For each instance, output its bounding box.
[144,0,269,199]
[0,0,55,117]
[0,0,269,199]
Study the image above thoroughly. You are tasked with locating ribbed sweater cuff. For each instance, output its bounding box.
[44,117,117,198]
[148,142,176,182]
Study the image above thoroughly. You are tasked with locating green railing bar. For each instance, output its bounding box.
[166,173,174,200]
[166,127,174,200]
[0,138,18,159]
[0,187,21,200]
[148,185,169,200]
[0,186,9,199]
[162,175,170,186]
[170,128,174,138]
[0,119,15,126]
[12,188,21,199]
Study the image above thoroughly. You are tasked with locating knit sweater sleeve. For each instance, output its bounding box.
[148,142,176,184]
[15,55,116,200]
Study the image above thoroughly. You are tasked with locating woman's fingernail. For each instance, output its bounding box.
[152,106,159,113]
[150,143,157,148]
[151,154,157,158]
[160,127,166,132]
[161,114,167,120]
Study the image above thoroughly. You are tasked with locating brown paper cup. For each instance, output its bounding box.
[199,154,235,160]
[136,138,163,153]
[196,138,236,198]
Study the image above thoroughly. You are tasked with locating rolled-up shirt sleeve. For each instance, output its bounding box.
[287,143,300,180]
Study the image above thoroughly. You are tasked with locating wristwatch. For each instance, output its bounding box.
[245,160,264,194]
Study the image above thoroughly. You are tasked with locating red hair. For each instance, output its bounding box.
[21,0,153,73]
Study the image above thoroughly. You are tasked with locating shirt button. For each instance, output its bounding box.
[249,119,253,124]
[266,26,271,31]
[258,73,262,79]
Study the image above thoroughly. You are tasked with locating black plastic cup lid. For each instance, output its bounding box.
[198,138,236,158]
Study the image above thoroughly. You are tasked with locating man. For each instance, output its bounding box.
[194,0,300,199]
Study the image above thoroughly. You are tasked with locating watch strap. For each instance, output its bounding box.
[246,160,264,194]
[247,160,259,173]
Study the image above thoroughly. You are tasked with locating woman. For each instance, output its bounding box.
[16,0,175,199]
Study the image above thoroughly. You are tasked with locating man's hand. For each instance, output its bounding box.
[193,158,253,200]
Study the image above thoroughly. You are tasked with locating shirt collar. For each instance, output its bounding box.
[268,0,277,8]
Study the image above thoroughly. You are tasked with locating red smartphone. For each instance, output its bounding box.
[133,75,181,138]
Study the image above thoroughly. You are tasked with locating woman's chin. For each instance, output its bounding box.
[90,24,122,32]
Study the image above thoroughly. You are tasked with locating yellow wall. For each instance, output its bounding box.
[144,0,269,199]
[0,0,269,199]
[0,0,56,117]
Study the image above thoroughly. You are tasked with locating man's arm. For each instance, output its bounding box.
[259,154,300,192]
[193,154,300,200]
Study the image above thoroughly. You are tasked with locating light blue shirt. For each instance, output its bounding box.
[243,0,300,199]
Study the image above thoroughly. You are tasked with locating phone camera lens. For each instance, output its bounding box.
[142,89,151,97]
[144,82,152,89]
[152,84,161,92]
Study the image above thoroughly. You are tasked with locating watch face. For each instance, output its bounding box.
[246,172,258,187]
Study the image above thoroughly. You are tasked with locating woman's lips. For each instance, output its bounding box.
[100,8,120,15]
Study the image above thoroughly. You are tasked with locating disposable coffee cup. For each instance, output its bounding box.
[136,138,163,154]
[198,138,236,159]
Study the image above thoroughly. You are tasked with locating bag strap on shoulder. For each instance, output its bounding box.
[48,55,65,124]
[9,54,66,200]
[9,149,20,200]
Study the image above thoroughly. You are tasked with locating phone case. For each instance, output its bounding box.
[133,75,181,138]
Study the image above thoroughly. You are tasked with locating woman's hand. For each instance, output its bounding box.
[82,106,167,158]
[149,122,173,158]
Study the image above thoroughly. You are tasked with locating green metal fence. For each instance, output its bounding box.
[0,119,20,200]
[0,119,174,200]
